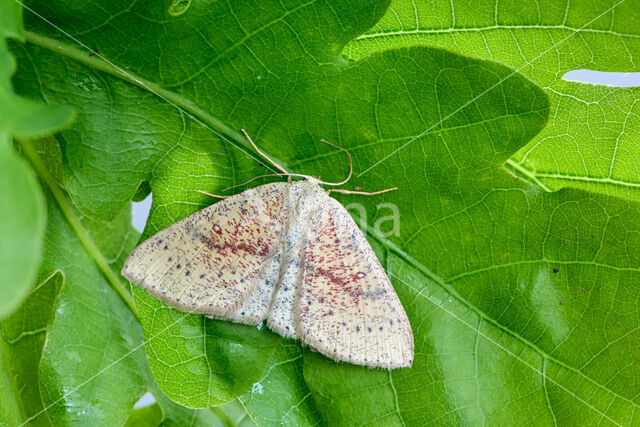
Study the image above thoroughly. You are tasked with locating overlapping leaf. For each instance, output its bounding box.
[1,3,254,425]
[0,176,149,425]
[1,6,152,422]
[0,1,73,319]
[0,171,234,425]
[346,0,640,200]
[7,0,640,425]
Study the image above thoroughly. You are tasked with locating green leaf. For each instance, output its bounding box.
[8,0,640,425]
[124,387,238,427]
[0,0,74,320]
[0,140,250,425]
[0,182,147,425]
[0,338,23,427]
[0,1,74,138]
[346,0,640,200]
[125,387,259,426]
[0,136,46,318]
[1,3,263,425]
[36,201,146,425]
[239,341,322,425]
[0,270,64,425]
[124,403,164,427]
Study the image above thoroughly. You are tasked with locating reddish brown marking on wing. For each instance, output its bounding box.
[297,195,413,368]
[122,182,290,316]
[301,220,369,316]
[199,235,270,257]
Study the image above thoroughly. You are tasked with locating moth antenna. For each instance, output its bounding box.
[197,190,229,199]
[327,187,398,196]
[317,139,352,186]
[223,172,314,192]
[241,129,290,175]
[223,173,290,192]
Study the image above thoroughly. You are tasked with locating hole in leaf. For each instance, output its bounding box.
[133,392,156,408]
[562,70,640,87]
[131,192,152,232]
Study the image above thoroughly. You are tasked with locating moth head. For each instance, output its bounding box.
[304,176,323,188]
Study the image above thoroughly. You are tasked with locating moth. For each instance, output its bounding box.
[122,130,414,369]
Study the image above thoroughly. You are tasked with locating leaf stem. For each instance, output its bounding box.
[19,139,139,320]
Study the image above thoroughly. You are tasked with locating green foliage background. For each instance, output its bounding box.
[1,0,639,425]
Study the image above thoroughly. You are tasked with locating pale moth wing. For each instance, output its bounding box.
[298,193,413,368]
[123,179,414,368]
[122,182,290,323]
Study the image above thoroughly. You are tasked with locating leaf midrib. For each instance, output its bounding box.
[355,25,640,41]
[507,160,640,192]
